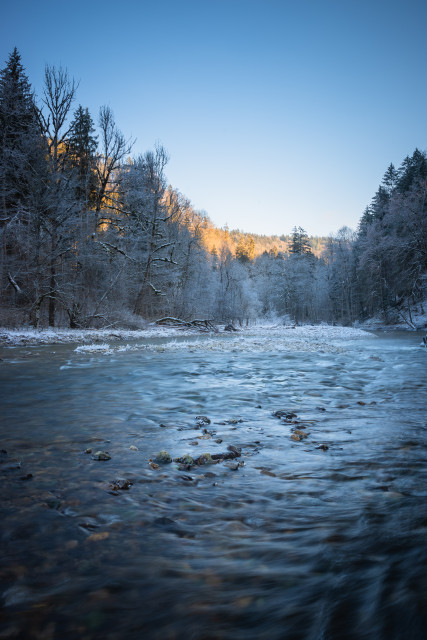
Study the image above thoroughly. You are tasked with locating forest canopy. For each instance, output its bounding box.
[1,49,426,329]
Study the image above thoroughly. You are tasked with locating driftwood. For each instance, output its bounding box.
[155,317,218,332]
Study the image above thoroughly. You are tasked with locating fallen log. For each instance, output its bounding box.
[155,317,218,332]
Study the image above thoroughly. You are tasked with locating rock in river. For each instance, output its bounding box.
[91,451,111,461]
[154,450,172,464]
[174,454,195,466]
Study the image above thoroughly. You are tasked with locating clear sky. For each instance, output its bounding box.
[1,0,426,236]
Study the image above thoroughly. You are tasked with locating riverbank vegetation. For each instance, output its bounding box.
[1,49,426,330]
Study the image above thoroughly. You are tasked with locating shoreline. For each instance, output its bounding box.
[1,322,424,355]
[0,323,375,350]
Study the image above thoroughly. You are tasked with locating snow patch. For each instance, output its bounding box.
[74,343,112,353]
[0,325,195,346]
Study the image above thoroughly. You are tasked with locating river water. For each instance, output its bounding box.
[0,329,426,639]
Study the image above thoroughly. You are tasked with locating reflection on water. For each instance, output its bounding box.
[1,332,427,639]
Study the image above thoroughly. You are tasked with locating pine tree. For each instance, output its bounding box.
[0,48,36,145]
[0,47,40,220]
[67,105,98,205]
[370,185,390,221]
[381,163,398,195]
[397,149,427,193]
[290,226,312,255]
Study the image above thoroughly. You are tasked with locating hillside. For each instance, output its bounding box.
[199,217,328,258]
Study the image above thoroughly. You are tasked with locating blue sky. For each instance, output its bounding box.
[1,0,426,236]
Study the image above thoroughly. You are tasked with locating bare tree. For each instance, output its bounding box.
[35,66,79,326]
[120,145,180,316]
[38,66,78,168]
[94,106,133,234]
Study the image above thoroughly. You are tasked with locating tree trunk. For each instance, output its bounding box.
[48,234,56,327]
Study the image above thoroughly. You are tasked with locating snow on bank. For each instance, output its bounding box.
[68,325,373,355]
[0,325,193,346]
[0,323,373,349]
[358,299,427,331]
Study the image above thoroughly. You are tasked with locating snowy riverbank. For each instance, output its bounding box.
[0,323,374,354]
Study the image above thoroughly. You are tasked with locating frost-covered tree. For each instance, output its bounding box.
[324,227,358,324]
[117,146,180,317]
[355,149,427,324]
[290,226,312,255]
[35,65,80,326]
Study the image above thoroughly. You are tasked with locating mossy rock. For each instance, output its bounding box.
[154,450,172,464]
[197,452,216,465]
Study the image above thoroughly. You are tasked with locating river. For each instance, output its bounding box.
[0,329,426,639]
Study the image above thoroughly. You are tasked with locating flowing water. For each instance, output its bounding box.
[0,330,426,639]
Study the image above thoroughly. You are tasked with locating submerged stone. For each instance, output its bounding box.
[273,410,297,419]
[174,454,195,466]
[224,461,240,470]
[293,429,309,439]
[195,415,211,425]
[91,451,111,461]
[196,452,216,465]
[110,478,133,491]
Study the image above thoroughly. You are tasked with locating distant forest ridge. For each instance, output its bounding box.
[199,223,328,258]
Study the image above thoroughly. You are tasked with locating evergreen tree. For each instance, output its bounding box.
[290,226,312,255]
[0,48,36,145]
[370,185,390,221]
[67,105,98,205]
[397,149,427,193]
[357,206,374,237]
[0,47,40,221]
[381,163,398,195]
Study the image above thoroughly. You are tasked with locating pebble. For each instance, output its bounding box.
[316,444,329,451]
[273,410,297,419]
[109,479,133,491]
